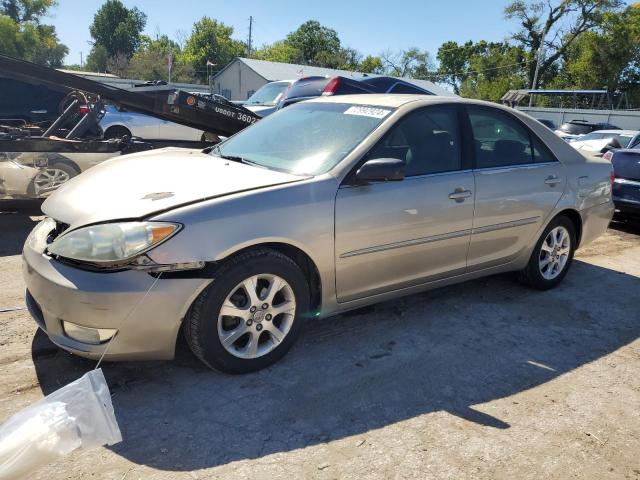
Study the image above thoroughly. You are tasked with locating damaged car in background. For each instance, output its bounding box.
[23,94,614,374]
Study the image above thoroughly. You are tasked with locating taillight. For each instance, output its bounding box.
[322,77,341,96]
[79,105,90,114]
[610,170,615,186]
[602,151,613,161]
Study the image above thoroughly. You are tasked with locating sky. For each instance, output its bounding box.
[46,0,526,66]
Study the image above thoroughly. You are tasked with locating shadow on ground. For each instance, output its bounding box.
[0,202,42,257]
[31,257,640,471]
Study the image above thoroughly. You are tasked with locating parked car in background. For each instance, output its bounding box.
[570,130,640,156]
[99,104,206,141]
[243,80,295,117]
[244,76,438,117]
[536,118,556,130]
[24,95,613,374]
[0,76,67,127]
[554,120,621,142]
[603,148,640,221]
[1,151,120,198]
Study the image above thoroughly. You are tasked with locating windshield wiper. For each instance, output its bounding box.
[211,146,260,166]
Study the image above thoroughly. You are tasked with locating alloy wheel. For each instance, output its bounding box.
[33,168,70,195]
[217,274,296,359]
[539,226,571,280]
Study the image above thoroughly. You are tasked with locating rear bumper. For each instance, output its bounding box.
[22,232,211,361]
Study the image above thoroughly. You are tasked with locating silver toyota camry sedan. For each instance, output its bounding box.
[23,94,614,373]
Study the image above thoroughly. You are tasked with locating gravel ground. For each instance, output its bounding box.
[0,207,639,480]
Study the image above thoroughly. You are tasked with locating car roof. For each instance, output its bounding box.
[590,129,638,135]
[307,93,466,108]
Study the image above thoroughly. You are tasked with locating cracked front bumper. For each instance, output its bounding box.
[22,225,211,361]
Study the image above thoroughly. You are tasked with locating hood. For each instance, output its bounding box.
[42,148,306,228]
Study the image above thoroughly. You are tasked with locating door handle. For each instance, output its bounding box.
[544,175,561,186]
[448,188,472,202]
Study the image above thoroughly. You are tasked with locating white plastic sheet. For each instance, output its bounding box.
[0,368,121,479]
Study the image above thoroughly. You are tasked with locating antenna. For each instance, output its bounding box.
[248,16,253,57]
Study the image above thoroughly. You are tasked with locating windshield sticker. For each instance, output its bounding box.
[344,106,391,119]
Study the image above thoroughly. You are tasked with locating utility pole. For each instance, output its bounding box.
[80,52,83,70]
[248,16,253,57]
[529,30,547,107]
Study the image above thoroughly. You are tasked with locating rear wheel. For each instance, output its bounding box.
[518,216,576,290]
[183,248,310,374]
[103,126,131,140]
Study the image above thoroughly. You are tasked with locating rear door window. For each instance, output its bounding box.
[467,107,555,168]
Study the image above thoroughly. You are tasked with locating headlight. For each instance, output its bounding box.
[47,221,180,264]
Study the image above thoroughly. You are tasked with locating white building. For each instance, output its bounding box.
[212,57,453,101]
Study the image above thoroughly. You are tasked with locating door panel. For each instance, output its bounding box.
[335,172,474,302]
[468,163,565,269]
[465,106,566,270]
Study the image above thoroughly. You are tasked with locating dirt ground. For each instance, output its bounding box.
[0,205,639,480]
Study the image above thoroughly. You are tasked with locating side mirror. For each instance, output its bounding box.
[355,158,405,184]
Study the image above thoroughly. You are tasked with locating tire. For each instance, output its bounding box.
[517,215,577,290]
[183,248,310,374]
[103,126,131,140]
[29,162,78,197]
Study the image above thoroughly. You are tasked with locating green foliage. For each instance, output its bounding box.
[459,42,528,101]
[253,40,301,64]
[127,34,195,83]
[284,20,341,66]
[562,3,640,102]
[89,0,146,59]
[359,55,384,74]
[85,43,108,72]
[182,17,245,81]
[0,0,55,22]
[0,0,67,67]
[382,48,434,79]
[505,0,623,88]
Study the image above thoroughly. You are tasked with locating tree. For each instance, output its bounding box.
[381,48,434,79]
[359,55,384,74]
[505,0,623,89]
[182,17,245,81]
[562,3,640,101]
[127,34,195,82]
[0,0,67,67]
[253,40,301,63]
[89,0,146,59]
[284,20,341,66]
[458,42,528,101]
[0,0,55,22]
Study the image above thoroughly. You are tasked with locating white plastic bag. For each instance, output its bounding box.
[0,368,121,479]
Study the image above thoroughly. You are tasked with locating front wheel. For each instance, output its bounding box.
[183,248,310,374]
[517,216,576,290]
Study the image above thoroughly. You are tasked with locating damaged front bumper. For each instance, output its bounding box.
[22,226,212,361]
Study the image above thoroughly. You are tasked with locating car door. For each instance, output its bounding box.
[158,119,203,141]
[335,105,475,303]
[465,106,566,271]
[123,109,160,139]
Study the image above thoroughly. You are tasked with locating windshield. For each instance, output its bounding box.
[246,82,290,106]
[615,134,634,147]
[213,102,393,175]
